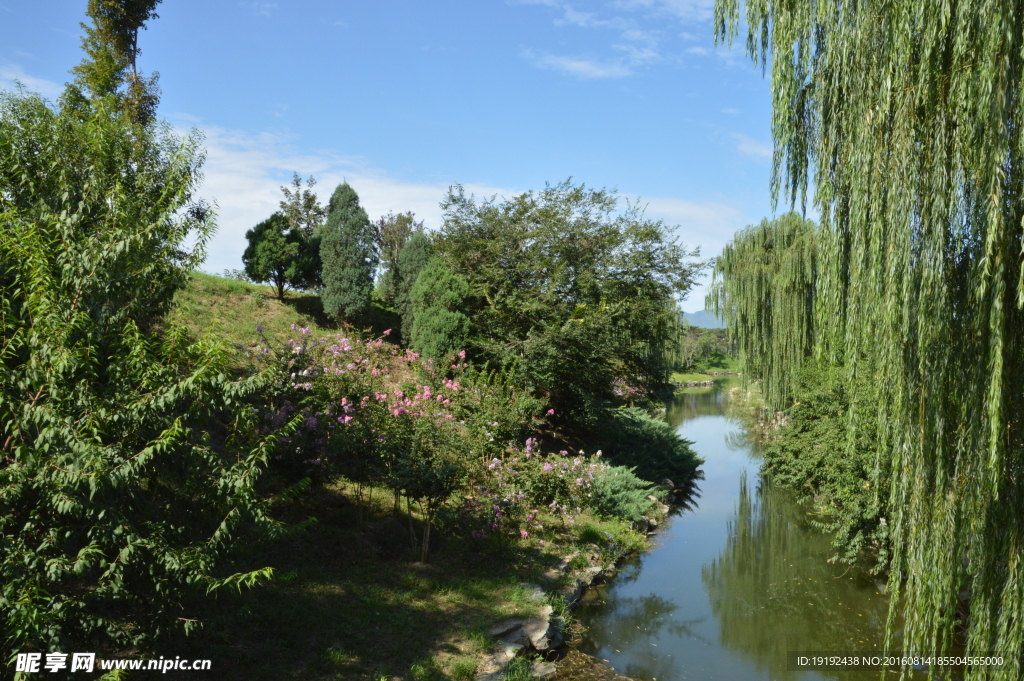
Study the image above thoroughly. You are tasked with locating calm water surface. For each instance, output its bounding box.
[575,384,920,681]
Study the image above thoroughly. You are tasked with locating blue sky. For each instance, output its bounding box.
[0,0,778,311]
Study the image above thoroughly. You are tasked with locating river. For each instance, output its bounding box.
[573,382,936,681]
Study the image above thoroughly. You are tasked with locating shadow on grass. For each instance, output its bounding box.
[280,296,404,342]
[168,488,562,680]
[279,294,337,331]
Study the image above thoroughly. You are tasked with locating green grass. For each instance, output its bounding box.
[167,481,634,680]
[163,272,334,347]
[164,271,403,353]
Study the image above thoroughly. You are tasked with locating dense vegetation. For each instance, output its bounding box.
[715,0,1024,674]
[0,3,706,673]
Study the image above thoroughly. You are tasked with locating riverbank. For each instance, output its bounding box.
[151,273,695,680]
[167,477,668,680]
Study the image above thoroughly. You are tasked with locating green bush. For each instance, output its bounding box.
[409,257,471,361]
[594,407,702,482]
[761,365,888,569]
[590,466,663,522]
[0,88,285,657]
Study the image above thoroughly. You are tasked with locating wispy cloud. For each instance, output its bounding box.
[685,46,708,55]
[635,195,747,309]
[732,133,772,159]
[186,125,514,274]
[242,2,278,17]
[521,49,634,79]
[0,64,64,99]
[721,107,740,115]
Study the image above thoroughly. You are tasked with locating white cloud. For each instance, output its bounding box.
[242,2,278,17]
[685,46,708,55]
[0,64,64,99]
[521,49,634,79]
[720,107,741,115]
[188,125,514,274]
[732,133,772,159]
[188,122,749,304]
[635,195,747,310]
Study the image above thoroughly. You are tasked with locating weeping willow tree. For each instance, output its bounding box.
[714,0,1024,676]
[707,213,818,409]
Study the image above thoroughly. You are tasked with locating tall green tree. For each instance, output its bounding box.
[278,173,326,290]
[394,230,434,343]
[716,0,1024,673]
[320,183,378,323]
[242,212,303,299]
[71,0,162,123]
[409,257,471,360]
[707,213,818,409]
[437,180,707,423]
[375,211,423,305]
[0,88,282,660]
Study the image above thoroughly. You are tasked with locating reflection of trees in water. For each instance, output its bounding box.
[702,475,892,681]
[664,389,729,426]
[582,591,709,680]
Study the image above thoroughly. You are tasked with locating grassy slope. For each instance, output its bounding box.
[161,272,645,680]
[671,355,742,384]
[163,272,337,347]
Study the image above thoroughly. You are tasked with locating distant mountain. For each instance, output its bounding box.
[682,309,725,329]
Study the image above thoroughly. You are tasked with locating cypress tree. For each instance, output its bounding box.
[409,256,471,360]
[320,183,377,323]
[394,231,434,343]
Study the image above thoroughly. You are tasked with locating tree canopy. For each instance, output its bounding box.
[715,0,1024,673]
[320,183,378,323]
[707,213,818,409]
[436,179,707,426]
[0,87,280,660]
[71,0,162,123]
[242,212,304,299]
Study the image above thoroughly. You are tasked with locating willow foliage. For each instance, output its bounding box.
[715,0,1024,674]
[707,213,817,409]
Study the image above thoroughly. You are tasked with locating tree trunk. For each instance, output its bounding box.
[420,504,432,562]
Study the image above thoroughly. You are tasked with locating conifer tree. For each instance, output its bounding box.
[394,230,434,343]
[71,0,162,123]
[409,257,471,360]
[320,183,378,322]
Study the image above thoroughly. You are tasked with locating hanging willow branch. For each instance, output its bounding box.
[707,213,818,410]
[714,0,1024,677]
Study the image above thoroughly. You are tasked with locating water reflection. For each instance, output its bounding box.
[703,475,890,680]
[575,385,931,681]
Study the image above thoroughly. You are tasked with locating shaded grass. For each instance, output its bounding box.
[164,481,635,680]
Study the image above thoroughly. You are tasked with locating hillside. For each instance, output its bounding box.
[682,309,725,329]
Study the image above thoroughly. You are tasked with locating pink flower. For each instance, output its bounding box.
[459,350,466,360]
[543,463,553,472]
[444,414,454,419]
[383,328,392,336]
[520,530,529,539]
[547,409,555,415]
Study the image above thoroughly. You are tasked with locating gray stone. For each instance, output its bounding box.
[499,642,523,660]
[531,661,558,678]
[522,618,552,649]
[488,619,524,638]
[519,582,546,602]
